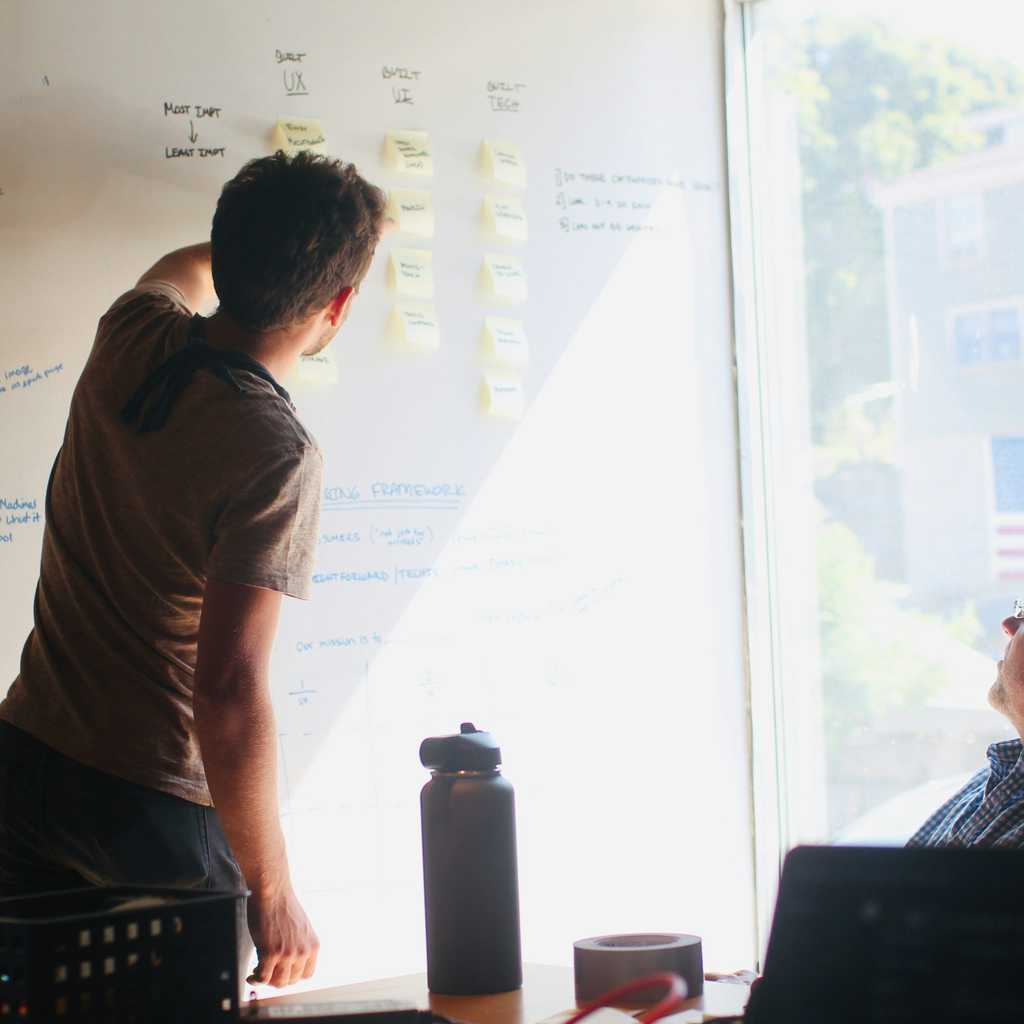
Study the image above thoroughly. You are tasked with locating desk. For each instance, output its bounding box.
[258,964,749,1023]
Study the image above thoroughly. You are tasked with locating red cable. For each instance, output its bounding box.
[560,972,688,1024]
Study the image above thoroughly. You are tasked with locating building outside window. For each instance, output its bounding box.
[734,1,1024,881]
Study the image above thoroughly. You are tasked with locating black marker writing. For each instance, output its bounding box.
[164,147,225,159]
[487,80,526,93]
[393,136,429,168]
[283,70,309,96]
[489,95,520,113]
[382,66,422,80]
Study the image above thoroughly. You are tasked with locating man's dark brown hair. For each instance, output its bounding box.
[211,151,387,333]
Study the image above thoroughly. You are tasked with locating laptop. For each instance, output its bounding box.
[743,845,1024,1023]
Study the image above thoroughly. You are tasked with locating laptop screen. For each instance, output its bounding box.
[745,845,1024,1023]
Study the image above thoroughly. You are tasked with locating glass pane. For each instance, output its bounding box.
[955,313,987,366]
[992,438,1024,513]
[747,2,1024,845]
[943,194,985,263]
[989,308,1021,361]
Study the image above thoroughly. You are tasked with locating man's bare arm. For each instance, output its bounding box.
[193,578,319,988]
[137,242,215,313]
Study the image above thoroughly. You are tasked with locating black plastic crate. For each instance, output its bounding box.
[0,886,242,1023]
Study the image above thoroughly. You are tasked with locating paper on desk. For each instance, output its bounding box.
[536,1010,634,1024]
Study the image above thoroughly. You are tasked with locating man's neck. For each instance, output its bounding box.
[203,311,312,383]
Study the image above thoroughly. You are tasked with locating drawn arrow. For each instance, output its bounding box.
[188,120,198,144]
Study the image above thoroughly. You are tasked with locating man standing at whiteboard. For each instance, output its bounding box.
[0,151,387,989]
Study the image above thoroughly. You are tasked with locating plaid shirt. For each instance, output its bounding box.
[907,738,1024,848]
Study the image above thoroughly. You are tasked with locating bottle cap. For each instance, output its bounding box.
[420,722,502,771]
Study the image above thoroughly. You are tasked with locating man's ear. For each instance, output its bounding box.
[327,286,355,326]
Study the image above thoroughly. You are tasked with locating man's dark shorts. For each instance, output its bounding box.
[0,721,251,976]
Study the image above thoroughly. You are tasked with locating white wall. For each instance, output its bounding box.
[0,0,755,992]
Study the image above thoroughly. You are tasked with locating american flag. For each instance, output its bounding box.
[992,513,1024,582]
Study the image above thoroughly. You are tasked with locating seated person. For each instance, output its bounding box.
[706,607,1024,988]
[907,610,1024,849]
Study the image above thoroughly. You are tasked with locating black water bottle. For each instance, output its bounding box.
[419,723,522,995]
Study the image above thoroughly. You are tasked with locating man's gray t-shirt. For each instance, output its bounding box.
[0,283,323,805]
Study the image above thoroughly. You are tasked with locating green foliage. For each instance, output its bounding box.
[817,519,982,746]
[789,17,1024,438]
[815,382,897,478]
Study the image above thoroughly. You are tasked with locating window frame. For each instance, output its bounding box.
[948,298,1024,370]
[937,191,988,269]
[723,0,789,964]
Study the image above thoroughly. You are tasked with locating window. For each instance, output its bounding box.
[732,1,1022,910]
[953,307,1021,366]
[954,312,987,366]
[942,193,986,264]
[989,309,1021,361]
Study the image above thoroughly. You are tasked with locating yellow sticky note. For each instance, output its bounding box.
[482,195,528,242]
[480,254,528,304]
[480,317,529,369]
[273,118,327,155]
[388,248,434,298]
[480,140,526,187]
[389,301,440,353]
[292,348,338,388]
[480,373,525,421]
[386,189,435,238]
[384,130,433,176]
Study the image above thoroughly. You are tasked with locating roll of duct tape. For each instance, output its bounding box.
[573,933,703,1006]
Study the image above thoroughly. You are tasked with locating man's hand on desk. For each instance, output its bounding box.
[246,881,320,988]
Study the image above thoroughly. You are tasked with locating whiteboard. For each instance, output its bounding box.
[0,0,755,991]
